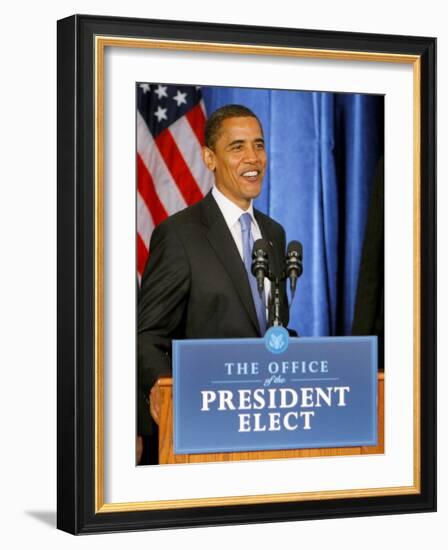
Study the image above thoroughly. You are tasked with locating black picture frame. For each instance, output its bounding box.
[57,14,436,534]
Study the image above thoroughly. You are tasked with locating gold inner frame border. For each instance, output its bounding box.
[94,36,421,513]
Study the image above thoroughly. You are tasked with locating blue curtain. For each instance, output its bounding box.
[202,87,384,337]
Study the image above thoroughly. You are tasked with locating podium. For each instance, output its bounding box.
[152,372,384,464]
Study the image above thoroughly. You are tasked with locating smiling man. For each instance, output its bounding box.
[137,104,290,463]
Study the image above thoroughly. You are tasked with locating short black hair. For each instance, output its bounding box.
[204,104,262,149]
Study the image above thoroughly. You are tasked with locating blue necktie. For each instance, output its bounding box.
[239,213,267,335]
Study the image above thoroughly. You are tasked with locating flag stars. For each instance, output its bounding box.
[154,105,168,122]
[173,90,187,106]
[139,83,151,93]
[154,85,168,99]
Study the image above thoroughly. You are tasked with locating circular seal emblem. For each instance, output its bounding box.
[264,325,289,354]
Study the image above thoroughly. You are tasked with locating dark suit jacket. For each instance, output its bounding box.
[137,191,289,434]
[351,156,384,369]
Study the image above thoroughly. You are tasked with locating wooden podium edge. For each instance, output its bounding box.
[152,373,384,464]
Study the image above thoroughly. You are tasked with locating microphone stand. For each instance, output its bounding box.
[267,273,286,327]
[252,240,302,330]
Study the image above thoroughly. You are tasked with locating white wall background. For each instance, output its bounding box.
[0,1,444,547]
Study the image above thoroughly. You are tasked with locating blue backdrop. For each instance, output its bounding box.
[202,87,384,337]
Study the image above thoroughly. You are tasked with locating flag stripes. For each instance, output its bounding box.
[154,129,204,205]
[137,154,168,225]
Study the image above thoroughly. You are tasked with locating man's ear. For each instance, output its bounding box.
[202,146,216,172]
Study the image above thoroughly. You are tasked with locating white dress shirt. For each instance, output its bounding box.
[212,186,270,315]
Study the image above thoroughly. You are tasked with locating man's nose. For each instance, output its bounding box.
[243,145,259,162]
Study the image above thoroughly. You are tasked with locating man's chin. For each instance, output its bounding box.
[246,185,263,200]
[241,179,263,196]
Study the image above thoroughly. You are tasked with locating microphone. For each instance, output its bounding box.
[286,241,303,298]
[251,238,269,296]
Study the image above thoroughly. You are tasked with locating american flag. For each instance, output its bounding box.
[136,83,214,282]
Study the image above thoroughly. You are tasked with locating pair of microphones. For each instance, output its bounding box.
[251,239,303,300]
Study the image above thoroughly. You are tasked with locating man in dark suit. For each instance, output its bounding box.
[137,104,289,463]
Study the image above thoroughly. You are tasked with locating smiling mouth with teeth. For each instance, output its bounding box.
[241,170,259,178]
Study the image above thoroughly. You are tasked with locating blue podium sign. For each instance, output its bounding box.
[173,332,377,455]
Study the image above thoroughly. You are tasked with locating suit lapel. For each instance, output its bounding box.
[200,192,261,334]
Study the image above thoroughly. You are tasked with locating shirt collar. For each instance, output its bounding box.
[212,185,255,229]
